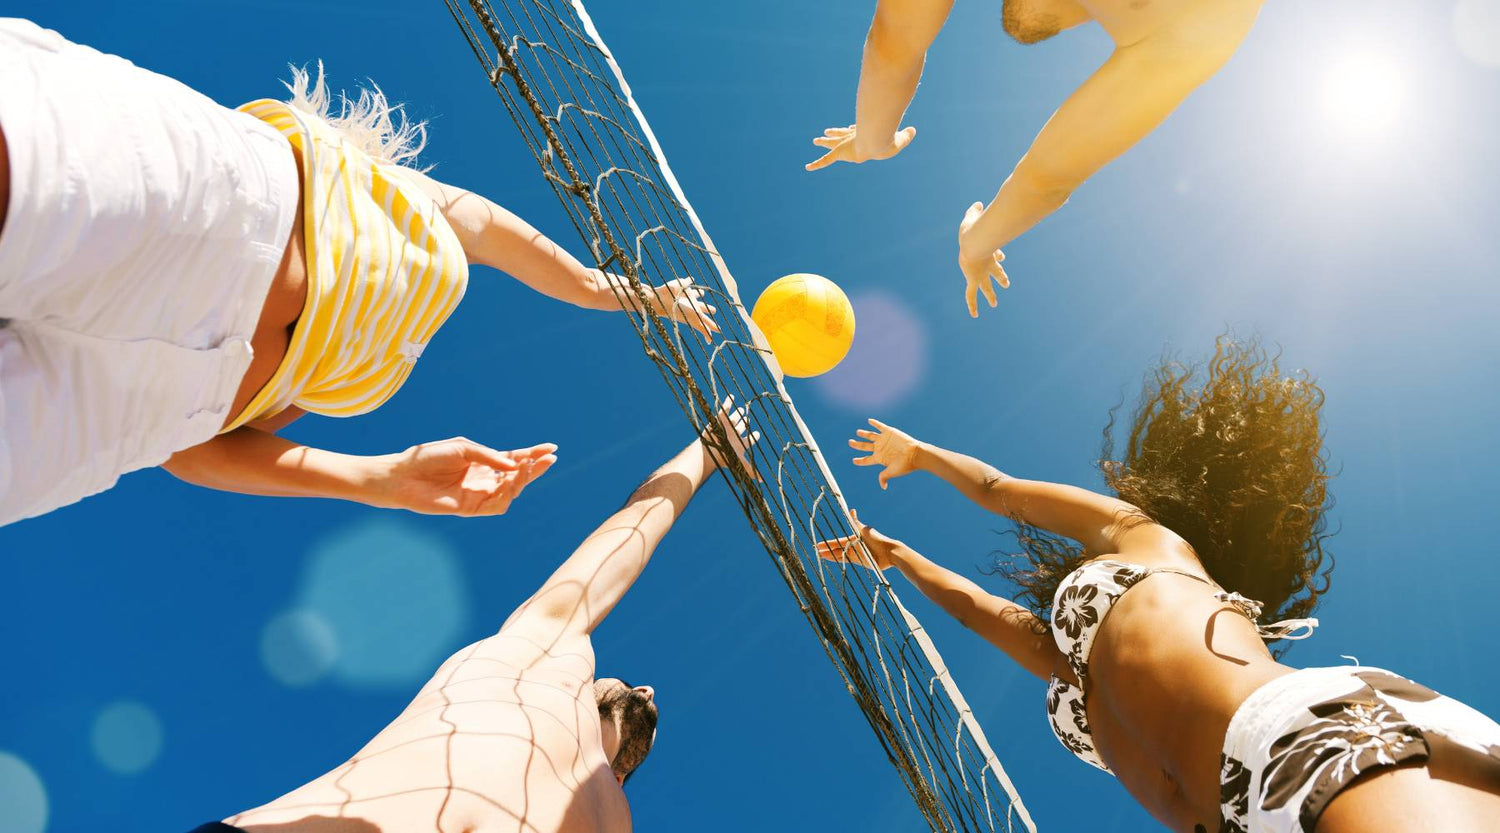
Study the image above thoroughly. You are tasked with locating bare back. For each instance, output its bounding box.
[228,627,630,833]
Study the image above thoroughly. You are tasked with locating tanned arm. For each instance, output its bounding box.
[805,0,955,170]
[163,428,557,517]
[851,419,1191,558]
[959,0,1265,307]
[400,170,717,339]
[817,511,1059,680]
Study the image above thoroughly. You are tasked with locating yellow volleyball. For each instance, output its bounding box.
[750,273,856,378]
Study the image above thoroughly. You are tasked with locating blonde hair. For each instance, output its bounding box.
[282,62,430,170]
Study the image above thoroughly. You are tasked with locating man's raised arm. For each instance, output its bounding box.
[805,0,955,171]
[504,404,757,638]
[958,0,1264,313]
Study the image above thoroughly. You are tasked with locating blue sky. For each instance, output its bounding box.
[3,1,1500,831]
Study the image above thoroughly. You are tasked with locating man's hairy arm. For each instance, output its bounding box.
[960,0,1264,261]
[806,0,954,170]
[854,0,954,156]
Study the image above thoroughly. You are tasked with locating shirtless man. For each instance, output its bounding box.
[805,0,1265,316]
[193,405,757,833]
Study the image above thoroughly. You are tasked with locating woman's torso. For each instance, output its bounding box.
[224,99,470,431]
[1055,557,1294,830]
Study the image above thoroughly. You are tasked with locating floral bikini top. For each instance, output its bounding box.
[1045,560,1319,773]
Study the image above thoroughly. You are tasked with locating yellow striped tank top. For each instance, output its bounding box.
[224,98,468,430]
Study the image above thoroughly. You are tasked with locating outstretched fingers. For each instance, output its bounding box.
[991,252,1010,291]
[965,271,1000,318]
[711,396,762,479]
[805,147,844,172]
[814,534,861,564]
[806,124,855,171]
[657,278,720,342]
[472,453,558,516]
[814,509,885,569]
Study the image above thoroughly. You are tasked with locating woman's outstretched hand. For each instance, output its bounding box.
[375,438,558,517]
[849,418,921,490]
[815,509,902,571]
[958,201,1010,318]
[651,277,720,341]
[805,124,917,171]
[602,274,720,342]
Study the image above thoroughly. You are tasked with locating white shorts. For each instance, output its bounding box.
[0,18,298,525]
[1219,665,1500,832]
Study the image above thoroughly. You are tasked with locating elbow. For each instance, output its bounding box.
[1007,159,1082,208]
[938,588,984,631]
[981,470,1009,494]
[523,584,590,629]
[982,472,1016,517]
[161,446,213,487]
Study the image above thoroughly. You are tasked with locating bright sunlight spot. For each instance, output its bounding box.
[1321,51,1405,141]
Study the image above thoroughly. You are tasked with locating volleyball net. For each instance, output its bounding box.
[442,2,1035,830]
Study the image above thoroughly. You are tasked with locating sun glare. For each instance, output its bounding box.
[1321,51,1405,141]
[1454,0,1500,68]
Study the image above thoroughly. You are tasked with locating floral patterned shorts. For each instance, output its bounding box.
[1218,666,1500,832]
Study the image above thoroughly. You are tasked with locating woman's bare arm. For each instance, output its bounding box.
[401,170,717,337]
[818,512,1059,681]
[163,428,377,501]
[851,419,1190,557]
[162,428,556,517]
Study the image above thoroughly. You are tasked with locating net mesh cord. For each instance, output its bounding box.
[443,3,1036,830]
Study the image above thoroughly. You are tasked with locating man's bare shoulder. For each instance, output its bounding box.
[1077,0,1263,47]
[437,627,596,692]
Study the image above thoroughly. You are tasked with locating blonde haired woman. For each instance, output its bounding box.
[0,18,716,526]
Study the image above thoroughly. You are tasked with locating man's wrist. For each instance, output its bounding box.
[957,228,989,263]
[694,437,717,471]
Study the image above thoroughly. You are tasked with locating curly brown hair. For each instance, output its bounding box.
[995,336,1335,649]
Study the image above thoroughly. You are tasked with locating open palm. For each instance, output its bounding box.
[384,438,558,517]
[805,124,917,171]
[815,509,900,571]
[848,418,921,489]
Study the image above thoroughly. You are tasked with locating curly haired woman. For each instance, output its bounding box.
[0,18,717,526]
[818,337,1500,832]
